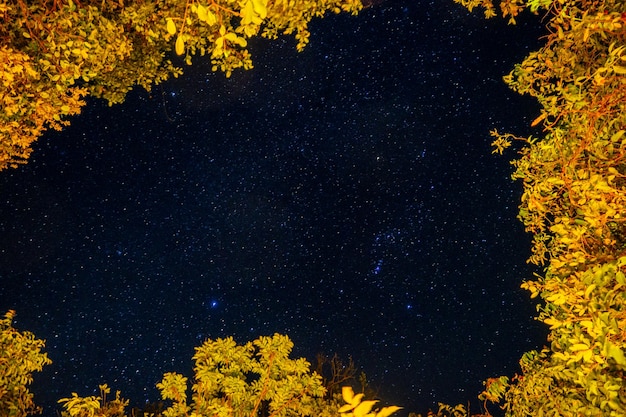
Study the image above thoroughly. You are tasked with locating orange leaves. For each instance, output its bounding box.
[0,46,88,169]
[0,0,363,171]
[530,112,547,127]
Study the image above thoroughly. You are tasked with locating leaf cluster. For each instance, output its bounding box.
[455,0,626,415]
[163,0,362,75]
[337,386,400,417]
[51,333,403,417]
[0,310,52,417]
[0,0,362,170]
[155,333,349,417]
[58,384,129,417]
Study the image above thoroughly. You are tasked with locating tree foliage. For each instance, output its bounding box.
[55,333,401,417]
[0,310,52,417]
[0,0,362,170]
[4,0,626,415]
[155,334,327,417]
[337,386,401,417]
[452,0,626,415]
[58,384,129,417]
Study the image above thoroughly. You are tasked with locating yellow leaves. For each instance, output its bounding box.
[58,394,101,417]
[605,342,626,367]
[580,320,599,338]
[158,334,330,417]
[610,130,625,142]
[157,372,189,403]
[0,0,365,171]
[241,0,267,26]
[521,280,541,298]
[483,7,496,19]
[478,376,509,403]
[570,342,591,352]
[459,2,626,415]
[339,386,401,417]
[355,400,379,416]
[199,5,217,25]
[491,137,512,155]
[452,0,497,19]
[1,310,52,415]
[340,386,365,411]
[545,292,568,305]
[543,317,563,329]
[213,24,247,60]
[489,129,518,154]
[58,385,129,417]
[162,0,361,77]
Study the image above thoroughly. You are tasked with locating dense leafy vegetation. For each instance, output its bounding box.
[454,0,626,415]
[0,311,52,417]
[0,0,361,170]
[1,0,625,415]
[0,316,400,417]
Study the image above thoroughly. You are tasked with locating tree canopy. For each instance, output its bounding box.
[0,0,361,170]
[2,0,625,415]
[454,0,626,415]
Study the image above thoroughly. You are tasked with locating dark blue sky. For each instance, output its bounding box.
[0,0,548,415]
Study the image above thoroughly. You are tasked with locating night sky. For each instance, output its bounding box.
[0,0,549,415]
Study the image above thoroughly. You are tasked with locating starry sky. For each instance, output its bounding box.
[0,0,549,415]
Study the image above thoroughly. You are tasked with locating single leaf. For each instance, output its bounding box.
[166,18,176,35]
[175,36,185,55]
[354,400,377,417]
[584,284,596,298]
[376,406,402,417]
[341,386,355,404]
[607,344,626,366]
[613,65,626,74]
[197,4,208,22]
[570,343,590,352]
[206,10,217,25]
[531,112,546,127]
[351,393,365,407]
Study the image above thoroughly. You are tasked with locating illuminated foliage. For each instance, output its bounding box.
[58,384,129,417]
[4,0,625,414]
[337,386,401,417]
[55,334,401,417]
[0,0,362,170]
[157,333,342,417]
[0,310,52,417]
[454,0,626,415]
[0,317,400,417]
